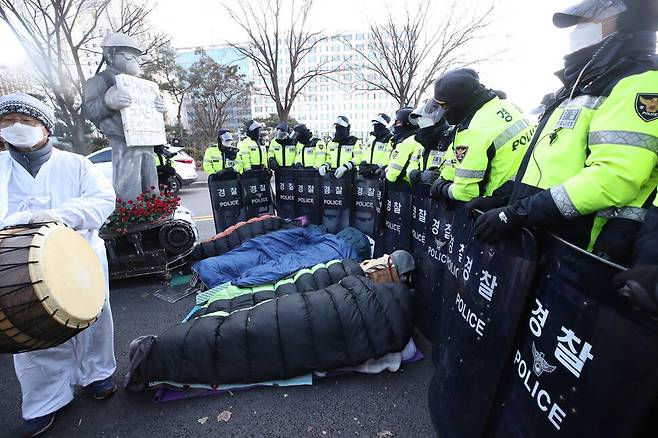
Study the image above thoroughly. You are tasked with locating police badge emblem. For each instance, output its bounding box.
[455,145,469,163]
[636,94,658,122]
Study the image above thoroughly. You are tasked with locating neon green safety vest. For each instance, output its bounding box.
[268,139,299,167]
[320,137,362,169]
[237,137,267,170]
[355,134,394,167]
[518,70,658,249]
[295,138,326,168]
[203,146,242,174]
[386,134,423,183]
[440,96,534,201]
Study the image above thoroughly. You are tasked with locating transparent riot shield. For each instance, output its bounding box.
[208,170,245,234]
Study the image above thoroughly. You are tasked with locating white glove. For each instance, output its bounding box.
[154,95,165,113]
[334,165,348,178]
[318,165,328,176]
[104,86,132,110]
[29,210,61,224]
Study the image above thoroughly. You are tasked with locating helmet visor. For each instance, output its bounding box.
[553,0,626,28]
[219,131,234,147]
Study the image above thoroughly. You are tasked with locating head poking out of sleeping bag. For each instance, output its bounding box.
[125,251,416,390]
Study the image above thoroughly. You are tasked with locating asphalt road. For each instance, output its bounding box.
[0,174,437,438]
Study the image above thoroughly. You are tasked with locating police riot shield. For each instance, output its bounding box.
[295,168,322,225]
[241,169,274,219]
[321,172,353,234]
[427,206,538,438]
[208,171,246,234]
[274,168,297,220]
[350,174,380,237]
[377,180,413,256]
[486,232,658,438]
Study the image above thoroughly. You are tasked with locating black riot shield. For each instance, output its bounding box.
[321,172,353,234]
[377,180,413,255]
[241,169,274,219]
[208,170,246,234]
[486,232,658,438]
[350,174,380,237]
[295,169,322,225]
[274,168,297,220]
[427,206,538,438]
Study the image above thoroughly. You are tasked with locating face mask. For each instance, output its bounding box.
[568,22,604,53]
[334,125,349,139]
[125,59,142,76]
[0,123,46,149]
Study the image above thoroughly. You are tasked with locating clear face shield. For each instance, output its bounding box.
[219,131,234,148]
[411,99,446,128]
[554,0,626,28]
[274,129,288,140]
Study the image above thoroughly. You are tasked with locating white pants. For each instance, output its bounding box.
[13,261,116,420]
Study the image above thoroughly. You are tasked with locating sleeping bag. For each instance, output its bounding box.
[127,275,416,386]
[192,226,361,288]
[189,215,302,262]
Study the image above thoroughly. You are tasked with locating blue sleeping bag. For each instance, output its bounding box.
[193,226,359,288]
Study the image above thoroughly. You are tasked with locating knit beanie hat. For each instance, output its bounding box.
[0,92,55,134]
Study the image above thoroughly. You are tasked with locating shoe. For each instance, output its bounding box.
[21,413,55,437]
[87,376,117,400]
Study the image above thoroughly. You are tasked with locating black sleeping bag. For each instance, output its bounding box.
[192,259,364,317]
[135,275,416,385]
[189,215,300,262]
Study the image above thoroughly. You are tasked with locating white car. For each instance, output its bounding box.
[87,145,198,191]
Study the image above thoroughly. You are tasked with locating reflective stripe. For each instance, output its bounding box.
[589,131,658,153]
[389,162,404,171]
[454,168,486,179]
[493,119,530,149]
[559,95,607,110]
[597,206,648,222]
[550,184,580,218]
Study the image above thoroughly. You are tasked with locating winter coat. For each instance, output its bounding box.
[189,215,301,262]
[192,226,361,288]
[129,274,416,386]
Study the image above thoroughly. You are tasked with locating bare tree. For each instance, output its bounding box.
[186,49,251,145]
[224,0,343,122]
[0,0,168,154]
[346,2,496,108]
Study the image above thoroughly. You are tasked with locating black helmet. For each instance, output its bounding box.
[371,113,391,126]
[245,119,262,132]
[334,115,350,127]
[217,129,233,147]
[275,122,289,132]
[433,68,482,105]
[291,124,312,143]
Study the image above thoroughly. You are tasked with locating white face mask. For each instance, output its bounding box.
[0,123,46,149]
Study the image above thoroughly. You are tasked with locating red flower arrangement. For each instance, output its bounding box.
[102,185,181,235]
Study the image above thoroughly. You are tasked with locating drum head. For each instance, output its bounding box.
[29,225,105,328]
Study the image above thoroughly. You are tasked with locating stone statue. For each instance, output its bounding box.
[83,32,165,202]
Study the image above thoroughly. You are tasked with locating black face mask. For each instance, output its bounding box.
[444,88,495,125]
[247,128,261,142]
[297,130,312,144]
[334,125,349,141]
[220,145,238,161]
[372,123,390,141]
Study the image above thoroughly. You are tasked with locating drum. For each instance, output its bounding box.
[0,223,105,354]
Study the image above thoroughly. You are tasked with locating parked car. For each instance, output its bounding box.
[87,145,198,191]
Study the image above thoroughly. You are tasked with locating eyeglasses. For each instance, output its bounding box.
[0,117,42,128]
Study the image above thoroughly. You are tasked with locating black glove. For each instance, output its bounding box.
[473,205,525,244]
[292,162,303,169]
[615,266,658,317]
[409,169,421,184]
[420,170,439,185]
[268,157,279,171]
[430,178,452,199]
[465,196,509,217]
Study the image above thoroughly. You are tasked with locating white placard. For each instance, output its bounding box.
[115,74,166,147]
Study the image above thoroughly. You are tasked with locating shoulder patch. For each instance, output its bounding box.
[636,94,658,122]
[455,145,469,163]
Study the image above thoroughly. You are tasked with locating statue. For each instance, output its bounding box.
[83,32,166,203]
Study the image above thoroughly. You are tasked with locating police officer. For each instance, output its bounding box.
[356,113,393,176]
[429,68,533,202]
[319,116,363,178]
[237,119,267,170]
[292,124,325,168]
[408,99,453,184]
[268,122,298,169]
[203,129,242,174]
[472,0,658,267]
[385,107,421,183]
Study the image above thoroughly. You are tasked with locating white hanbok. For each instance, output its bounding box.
[0,147,117,420]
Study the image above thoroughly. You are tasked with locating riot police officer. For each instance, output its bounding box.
[429,68,533,203]
[292,124,325,168]
[203,129,242,174]
[385,107,421,183]
[355,113,393,177]
[472,0,658,267]
[237,120,267,170]
[319,116,363,178]
[268,122,298,169]
[408,99,453,184]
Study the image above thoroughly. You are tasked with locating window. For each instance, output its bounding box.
[89,149,112,163]
[356,33,365,40]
